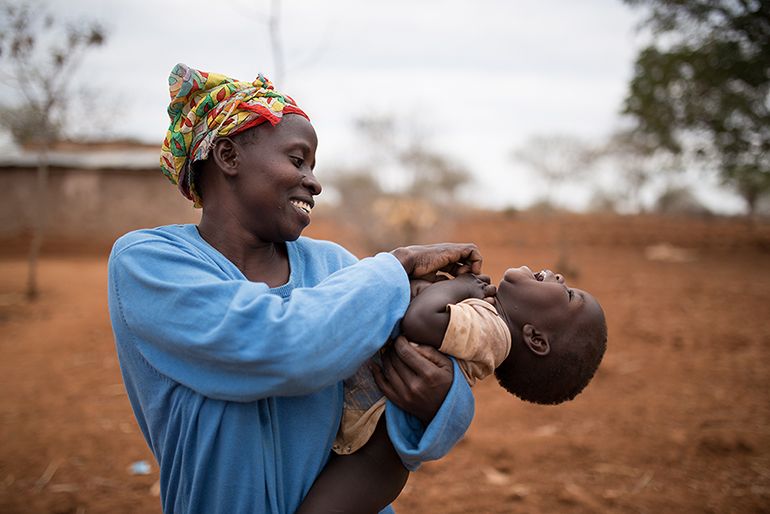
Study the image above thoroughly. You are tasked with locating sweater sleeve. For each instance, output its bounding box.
[384,359,475,471]
[108,237,410,402]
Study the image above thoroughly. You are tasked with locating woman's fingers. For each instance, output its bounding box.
[391,337,435,375]
[440,248,483,277]
[382,348,412,389]
[391,243,482,277]
[402,339,453,371]
[371,360,396,399]
[374,338,454,424]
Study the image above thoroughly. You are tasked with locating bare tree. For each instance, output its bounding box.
[596,129,681,213]
[401,146,471,205]
[0,0,106,299]
[512,134,597,277]
[329,115,473,252]
[513,134,595,209]
[265,0,285,84]
[235,0,332,85]
[354,114,472,203]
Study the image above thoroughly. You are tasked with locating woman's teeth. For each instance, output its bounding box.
[291,200,311,215]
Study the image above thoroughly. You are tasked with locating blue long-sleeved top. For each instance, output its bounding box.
[107,224,474,514]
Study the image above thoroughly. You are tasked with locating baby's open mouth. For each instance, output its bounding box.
[534,271,545,281]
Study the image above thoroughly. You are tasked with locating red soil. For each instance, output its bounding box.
[1,213,768,513]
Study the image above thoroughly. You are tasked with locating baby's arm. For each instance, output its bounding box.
[402,274,497,348]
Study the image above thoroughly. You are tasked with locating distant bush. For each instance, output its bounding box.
[654,187,712,217]
[523,199,571,216]
[587,189,620,214]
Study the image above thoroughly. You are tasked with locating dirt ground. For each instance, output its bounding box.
[1,213,769,514]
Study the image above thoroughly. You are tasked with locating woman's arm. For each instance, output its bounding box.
[109,237,410,402]
[402,274,496,348]
[109,235,482,403]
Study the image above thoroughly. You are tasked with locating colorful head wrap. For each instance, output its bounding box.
[160,63,308,206]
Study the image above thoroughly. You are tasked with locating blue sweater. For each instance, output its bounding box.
[107,225,474,514]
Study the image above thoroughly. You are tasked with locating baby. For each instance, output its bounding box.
[334,266,607,455]
[297,266,607,513]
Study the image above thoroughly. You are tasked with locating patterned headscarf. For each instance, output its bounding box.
[160,63,308,207]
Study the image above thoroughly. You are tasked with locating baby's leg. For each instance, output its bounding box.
[296,417,409,514]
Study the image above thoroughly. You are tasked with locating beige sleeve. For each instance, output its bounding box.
[439,298,512,385]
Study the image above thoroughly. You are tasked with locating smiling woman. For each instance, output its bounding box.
[107,63,481,514]
[195,115,322,285]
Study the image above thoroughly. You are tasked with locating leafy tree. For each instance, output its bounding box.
[621,0,770,216]
[0,0,106,299]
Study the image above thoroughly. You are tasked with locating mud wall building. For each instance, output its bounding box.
[0,142,199,250]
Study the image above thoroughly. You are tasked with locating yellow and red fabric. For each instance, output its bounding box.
[160,63,307,206]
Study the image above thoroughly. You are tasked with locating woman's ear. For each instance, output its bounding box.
[211,137,239,176]
[522,324,550,356]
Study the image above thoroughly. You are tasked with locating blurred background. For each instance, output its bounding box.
[0,0,768,512]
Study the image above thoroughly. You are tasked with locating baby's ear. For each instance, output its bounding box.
[522,324,550,356]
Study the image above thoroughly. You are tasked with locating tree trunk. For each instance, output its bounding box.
[268,0,285,84]
[26,144,49,301]
[742,187,758,233]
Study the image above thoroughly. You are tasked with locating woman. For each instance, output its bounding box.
[107,64,479,514]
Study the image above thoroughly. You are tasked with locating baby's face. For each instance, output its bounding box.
[495,266,602,338]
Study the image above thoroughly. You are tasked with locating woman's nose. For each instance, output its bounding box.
[301,172,322,196]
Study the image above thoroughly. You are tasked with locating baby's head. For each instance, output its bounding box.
[493,266,607,405]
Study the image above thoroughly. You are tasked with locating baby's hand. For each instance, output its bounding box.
[451,273,497,301]
[410,279,434,299]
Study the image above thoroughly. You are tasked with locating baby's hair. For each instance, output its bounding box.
[495,309,607,405]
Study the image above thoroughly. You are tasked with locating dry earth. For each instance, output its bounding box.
[1,213,769,513]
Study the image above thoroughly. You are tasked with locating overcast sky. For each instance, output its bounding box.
[32,0,746,212]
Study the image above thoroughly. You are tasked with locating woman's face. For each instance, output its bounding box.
[232,114,321,243]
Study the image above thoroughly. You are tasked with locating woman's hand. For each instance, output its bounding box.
[371,337,454,425]
[390,243,482,279]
